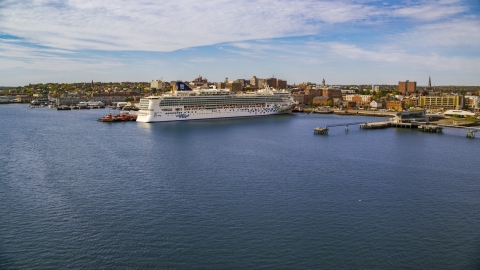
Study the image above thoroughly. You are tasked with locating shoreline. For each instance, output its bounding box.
[295,108,397,118]
[295,109,480,127]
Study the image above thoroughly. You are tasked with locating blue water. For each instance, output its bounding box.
[1,104,479,269]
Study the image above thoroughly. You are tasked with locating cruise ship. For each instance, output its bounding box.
[136,82,296,123]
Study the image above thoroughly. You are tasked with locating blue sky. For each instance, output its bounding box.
[0,0,479,86]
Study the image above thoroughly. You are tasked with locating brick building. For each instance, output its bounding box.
[386,101,405,111]
[322,88,342,99]
[398,80,417,95]
[312,96,330,106]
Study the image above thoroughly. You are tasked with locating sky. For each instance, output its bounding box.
[0,0,479,87]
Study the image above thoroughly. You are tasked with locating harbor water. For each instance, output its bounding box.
[1,104,479,269]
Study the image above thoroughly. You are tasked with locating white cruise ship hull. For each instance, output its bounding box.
[137,105,294,123]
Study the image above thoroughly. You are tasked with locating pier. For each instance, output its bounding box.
[418,125,443,133]
[359,121,391,129]
[314,119,479,139]
[313,127,329,135]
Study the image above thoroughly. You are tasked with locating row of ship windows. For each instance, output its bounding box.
[158,100,285,105]
[163,108,266,114]
[164,110,254,115]
[161,105,271,110]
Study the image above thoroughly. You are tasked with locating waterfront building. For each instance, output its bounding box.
[393,110,426,123]
[346,101,357,108]
[465,96,480,111]
[292,94,314,105]
[345,94,372,103]
[312,96,330,106]
[370,100,383,109]
[353,95,372,108]
[418,95,463,110]
[386,100,404,111]
[444,110,475,117]
[322,88,342,100]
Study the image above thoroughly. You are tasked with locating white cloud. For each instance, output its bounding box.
[0,39,123,71]
[222,39,480,73]
[392,0,467,21]
[400,19,480,48]
[0,0,376,52]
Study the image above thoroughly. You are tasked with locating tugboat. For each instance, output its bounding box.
[98,113,117,122]
[119,113,138,121]
[98,112,138,122]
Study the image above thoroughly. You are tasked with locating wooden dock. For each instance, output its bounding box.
[359,121,391,129]
[314,120,478,139]
[314,127,329,135]
[418,125,443,133]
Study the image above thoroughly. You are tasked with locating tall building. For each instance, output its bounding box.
[276,79,287,89]
[398,80,417,95]
[150,80,163,89]
[322,78,325,87]
[266,78,277,88]
[249,76,287,89]
[250,76,258,87]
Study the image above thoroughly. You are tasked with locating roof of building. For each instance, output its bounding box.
[444,110,475,116]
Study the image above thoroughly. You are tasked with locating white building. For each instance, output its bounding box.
[341,89,355,94]
[345,94,373,102]
[444,110,475,117]
[465,96,479,110]
[150,80,163,89]
[370,100,383,109]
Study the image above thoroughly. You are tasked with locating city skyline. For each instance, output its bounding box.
[1,0,479,86]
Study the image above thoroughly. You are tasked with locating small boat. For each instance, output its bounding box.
[98,112,138,122]
[98,113,117,122]
[56,105,71,110]
[120,113,138,121]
